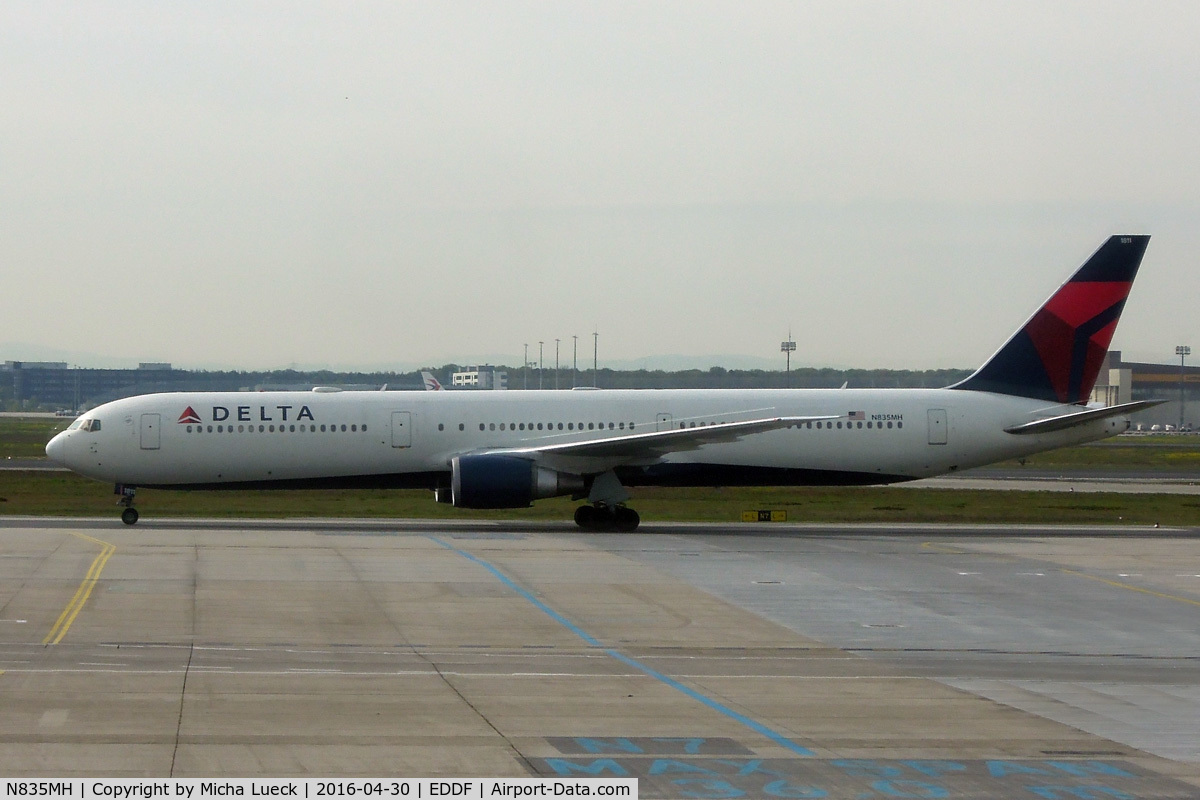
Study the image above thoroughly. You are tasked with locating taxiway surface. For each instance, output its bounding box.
[1,517,1198,798]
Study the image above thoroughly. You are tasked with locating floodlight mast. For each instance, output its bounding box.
[781,332,797,388]
[1178,345,1191,431]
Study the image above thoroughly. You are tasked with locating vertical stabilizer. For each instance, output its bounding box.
[953,235,1149,403]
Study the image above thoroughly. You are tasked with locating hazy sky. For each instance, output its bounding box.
[2,2,1198,372]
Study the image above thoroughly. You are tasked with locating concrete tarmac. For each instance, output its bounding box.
[1,517,1199,798]
[908,470,1200,494]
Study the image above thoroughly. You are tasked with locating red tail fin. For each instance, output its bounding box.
[953,236,1149,403]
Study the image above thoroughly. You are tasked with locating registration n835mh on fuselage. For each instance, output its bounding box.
[47,235,1156,529]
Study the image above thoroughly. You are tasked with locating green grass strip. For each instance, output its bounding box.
[2,471,1197,527]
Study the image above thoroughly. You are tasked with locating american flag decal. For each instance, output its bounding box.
[848,411,865,421]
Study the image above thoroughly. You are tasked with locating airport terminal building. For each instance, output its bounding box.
[451,365,508,390]
[1,361,192,411]
[1091,351,1200,430]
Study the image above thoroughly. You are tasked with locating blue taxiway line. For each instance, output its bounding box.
[430,536,816,758]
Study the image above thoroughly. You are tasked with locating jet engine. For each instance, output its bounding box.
[449,454,585,509]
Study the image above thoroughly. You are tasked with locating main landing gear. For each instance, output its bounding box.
[574,469,640,531]
[115,484,139,525]
[574,504,640,532]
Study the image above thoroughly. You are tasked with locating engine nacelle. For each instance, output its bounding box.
[450,454,585,509]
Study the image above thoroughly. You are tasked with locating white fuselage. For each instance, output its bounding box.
[46,387,1127,490]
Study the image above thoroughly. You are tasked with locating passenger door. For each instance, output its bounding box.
[140,413,161,450]
[391,411,412,448]
[927,408,948,445]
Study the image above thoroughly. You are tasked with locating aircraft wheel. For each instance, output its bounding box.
[121,507,140,526]
[574,505,597,529]
[594,506,617,531]
[614,507,640,532]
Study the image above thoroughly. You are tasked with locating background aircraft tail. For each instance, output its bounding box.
[952,235,1150,404]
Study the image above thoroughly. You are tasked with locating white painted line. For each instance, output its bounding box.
[0,666,923,680]
[39,710,68,727]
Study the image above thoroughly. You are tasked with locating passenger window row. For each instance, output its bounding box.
[185,424,366,434]
[427,419,902,433]
[436,421,636,432]
[807,421,902,430]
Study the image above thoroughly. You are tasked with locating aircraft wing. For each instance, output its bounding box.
[1003,400,1164,435]
[475,415,838,470]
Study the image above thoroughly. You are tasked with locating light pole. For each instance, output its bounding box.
[523,344,528,390]
[572,335,578,388]
[781,331,796,388]
[593,332,598,388]
[555,339,560,390]
[538,341,544,390]
[1177,345,1191,431]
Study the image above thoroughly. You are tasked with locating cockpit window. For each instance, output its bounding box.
[67,419,83,431]
[77,419,101,432]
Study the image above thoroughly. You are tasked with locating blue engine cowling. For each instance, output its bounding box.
[450,454,585,509]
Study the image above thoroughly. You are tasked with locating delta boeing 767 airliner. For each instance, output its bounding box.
[47,236,1157,529]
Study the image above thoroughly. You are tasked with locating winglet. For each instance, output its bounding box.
[952,236,1150,404]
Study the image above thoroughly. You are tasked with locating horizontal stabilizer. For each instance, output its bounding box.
[1003,400,1164,435]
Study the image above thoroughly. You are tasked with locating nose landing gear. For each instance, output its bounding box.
[115,484,139,525]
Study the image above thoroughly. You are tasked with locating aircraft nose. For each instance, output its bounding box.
[46,431,67,465]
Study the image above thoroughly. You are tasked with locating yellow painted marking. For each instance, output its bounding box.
[921,541,968,555]
[741,510,788,522]
[43,533,117,645]
[920,541,1019,562]
[1060,568,1200,608]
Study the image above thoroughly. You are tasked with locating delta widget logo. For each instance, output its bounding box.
[178,407,202,424]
